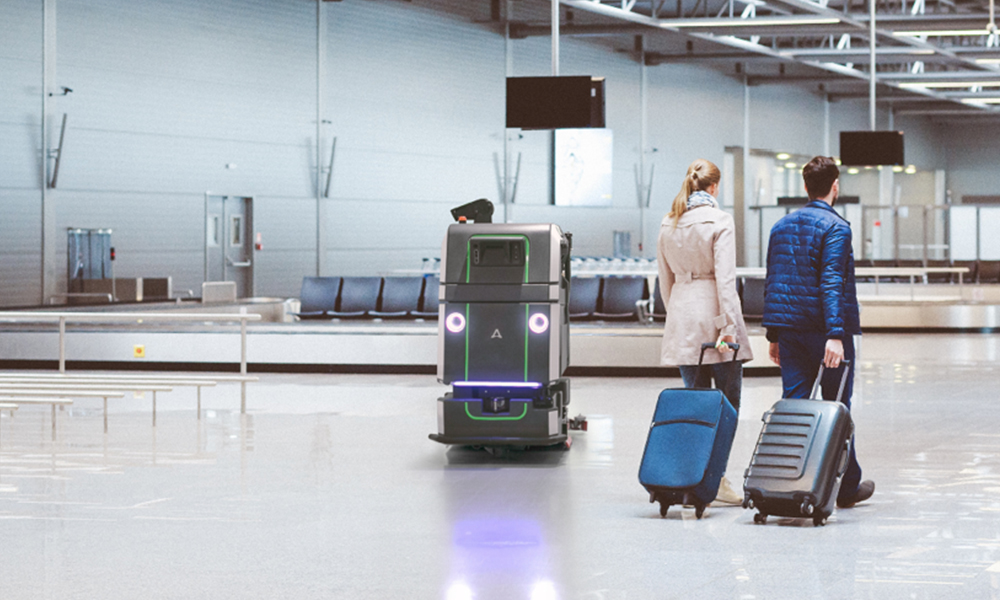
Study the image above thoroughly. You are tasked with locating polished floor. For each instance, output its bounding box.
[1,333,1000,599]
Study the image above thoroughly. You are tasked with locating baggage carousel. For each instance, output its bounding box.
[1,284,998,375]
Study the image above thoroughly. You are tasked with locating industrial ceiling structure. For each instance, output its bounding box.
[441,0,1000,121]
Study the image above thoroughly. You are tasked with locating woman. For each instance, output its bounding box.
[657,158,753,505]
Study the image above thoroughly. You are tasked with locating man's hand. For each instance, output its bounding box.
[769,342,781,366]
[824,338,844,368]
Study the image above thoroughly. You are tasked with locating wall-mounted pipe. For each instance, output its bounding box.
[49,113,67,188]
[323,136,336,198]
[869,0,877,131]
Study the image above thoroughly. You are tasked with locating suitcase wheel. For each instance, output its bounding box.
[753,512,767,524]
[813,515,827,527]
[800,500,815,516]
[694,504,705,519]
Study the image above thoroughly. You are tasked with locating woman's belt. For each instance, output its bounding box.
[675,272,716,283]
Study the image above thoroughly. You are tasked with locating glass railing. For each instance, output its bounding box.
[747,204,1000,266]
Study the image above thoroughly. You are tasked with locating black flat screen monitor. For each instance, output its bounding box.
[506,76,605,130]
[839,131,905,166]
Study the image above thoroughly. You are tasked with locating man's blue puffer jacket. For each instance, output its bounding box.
[763,200,861,342]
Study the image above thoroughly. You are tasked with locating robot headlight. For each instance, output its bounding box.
[445,312,466,333]
[528,313,549,334]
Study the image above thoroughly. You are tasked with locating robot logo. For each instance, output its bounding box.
[491,329,503,339]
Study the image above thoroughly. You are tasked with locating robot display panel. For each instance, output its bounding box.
[466,236,528,285]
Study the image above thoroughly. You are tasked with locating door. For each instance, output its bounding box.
[205,195,253,298]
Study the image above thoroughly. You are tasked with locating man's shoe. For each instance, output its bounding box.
[837,480,875,508]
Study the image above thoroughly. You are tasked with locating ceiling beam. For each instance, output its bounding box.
[896,108,1000,115]
[879,71,1000,82]
[826,92,952,101]
[509,22,651,38]
[558,0,996,112]
[645,51,782,64]
[746,74,856,85]
[853,13,997,33]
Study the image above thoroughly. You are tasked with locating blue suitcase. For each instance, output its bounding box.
[639,343,739,519]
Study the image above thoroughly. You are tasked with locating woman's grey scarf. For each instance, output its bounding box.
[687,190,718,210]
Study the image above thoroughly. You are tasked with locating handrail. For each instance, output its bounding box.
[0,310,261,412]
[49,293,114,304]
[0,311,261,322]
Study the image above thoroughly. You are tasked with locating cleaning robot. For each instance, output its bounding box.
[429,199,574,450]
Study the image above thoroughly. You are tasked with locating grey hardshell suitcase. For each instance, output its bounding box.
[742,362,854,527]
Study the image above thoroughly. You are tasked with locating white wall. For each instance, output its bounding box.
[1,0,996,307]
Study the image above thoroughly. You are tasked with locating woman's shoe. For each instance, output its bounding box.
[714,476,743,506]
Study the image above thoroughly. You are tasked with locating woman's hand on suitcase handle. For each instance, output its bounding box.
[824,338,844,369]
[769,342,781,366]
[716,334,736,352]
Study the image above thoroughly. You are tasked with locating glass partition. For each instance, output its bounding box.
[738,153,964,267]
[926,206,950,261]
[980,208,1000,260]
[949,206,978,260]
[749,204,1000,265]
[895,205,925,261]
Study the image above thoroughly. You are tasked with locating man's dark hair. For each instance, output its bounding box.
[802,156,840,200]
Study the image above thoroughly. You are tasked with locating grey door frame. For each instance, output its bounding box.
[204,193,255,297]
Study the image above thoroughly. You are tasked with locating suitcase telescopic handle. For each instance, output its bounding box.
[698,342,740,366]
[809,360,852,403]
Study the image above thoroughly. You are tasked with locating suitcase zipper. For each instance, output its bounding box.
[650,418,715,429]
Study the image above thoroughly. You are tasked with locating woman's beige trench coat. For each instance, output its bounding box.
[656,205,753,366]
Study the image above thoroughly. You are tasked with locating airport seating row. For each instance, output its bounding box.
[568,276,650,321]
[296,261,996,324]
[297,275,655,323]
[294,276,439,320]
[296,275,654,322]
[636,277,764,323]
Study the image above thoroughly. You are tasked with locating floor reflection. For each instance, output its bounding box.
[1,338,1000,598]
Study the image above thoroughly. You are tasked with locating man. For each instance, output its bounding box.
[763,155,874,508]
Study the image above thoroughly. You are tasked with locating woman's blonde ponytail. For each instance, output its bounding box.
[669,159,721,226]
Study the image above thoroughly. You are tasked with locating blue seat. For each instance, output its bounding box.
[569,277,601,320]
[371,277,424,318]
[926,259,951,283]
[977,260,1000,284]
[328,276,382,318]
[740,277,765,319]
[413,276,439,319]
[293,277,341,319]
[594,276,647,321]
[895,259,923,282]
[953,260,977,284]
